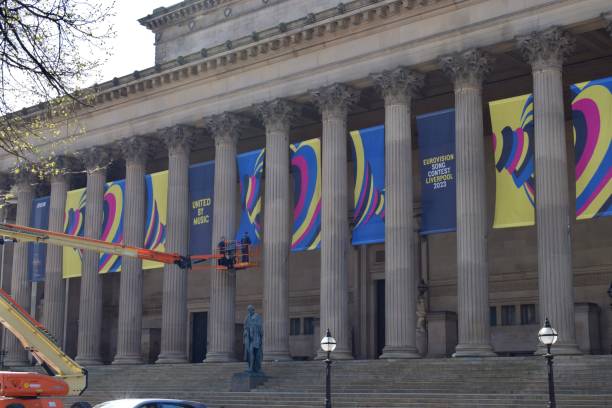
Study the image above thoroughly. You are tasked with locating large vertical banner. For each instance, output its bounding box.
[189,162,214,256]
[236,149,264,244]
[349,125,385,245]
[143,170,168,270]
[571,78,612,219]
[99,180,125,273]
[290,138,321,251]
[417,109,456,234]
[28,196,50,282]
[489,94,536,228]
[63,188,86,278]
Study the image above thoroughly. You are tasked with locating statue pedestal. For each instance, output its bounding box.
[230,371,267,392]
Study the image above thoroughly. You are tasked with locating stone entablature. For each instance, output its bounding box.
[2,0,611,172]
[141,0,377,64]
[93,0,459,107]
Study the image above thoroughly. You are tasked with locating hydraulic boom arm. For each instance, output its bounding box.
[0,288,87,396]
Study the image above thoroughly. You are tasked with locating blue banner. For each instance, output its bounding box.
[416,109,456,234]
[291,138,321,251]
[189,161,215,255]
[236,149,264,245]
[349,125,385,245]
[28,196,50,281]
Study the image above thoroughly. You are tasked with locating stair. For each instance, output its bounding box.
[61,356,612,407]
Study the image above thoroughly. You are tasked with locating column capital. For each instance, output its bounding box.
[254,99,300,132]
[48,155,78,180]
[11,165,37,189]
[77,146,112,173]
[159,124,197,155]
[118,136,152,165]
[371,67,425,105]
[0,171,12,192]
[517,27,574,71]
[439,48,492,89]
[311,83,360,119]
[204,112,248,146]
[604,13,612,38]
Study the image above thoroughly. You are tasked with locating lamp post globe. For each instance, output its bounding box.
[538,317,558,408]
[321,329,336,408]
[538,317,558,348]
[321,329,337,353]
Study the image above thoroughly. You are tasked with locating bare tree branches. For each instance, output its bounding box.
[0,0,115,167]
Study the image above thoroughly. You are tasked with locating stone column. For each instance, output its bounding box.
[440,49,496,357]
[156,125,196,364]
[42,158,72,348]
[518,28,581,355]
[255,100,298,361]
[113,137,150,364]
[204,113,244,363]
[5,171,35,366]
[76,146,110,365]
[371,67,424,359]
[311,83,360,360]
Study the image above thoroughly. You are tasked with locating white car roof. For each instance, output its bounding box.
[94,399,205,408]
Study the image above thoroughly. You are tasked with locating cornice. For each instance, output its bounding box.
[22,0,457,123]
[138,0,232,30]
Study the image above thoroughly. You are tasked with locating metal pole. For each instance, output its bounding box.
[325,350,332,408]
[546,344,556,408]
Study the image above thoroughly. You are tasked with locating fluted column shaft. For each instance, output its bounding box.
[76,147,109,365]
[42,172,69,348]
[372,68,423,359]
[157,126,194,364]
[518,28,580,354]
[206,113,243,363]
[257,100,296,361]
[440,49,495,357]
[312,84,359,359]
[5,178,34,366]
[114,137,148,364]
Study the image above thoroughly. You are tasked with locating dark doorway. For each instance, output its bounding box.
[375,279,385,358]
[191,312,207,363]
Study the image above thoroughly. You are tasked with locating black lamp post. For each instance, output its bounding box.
[538,317,559,408]
[320,329,336,408]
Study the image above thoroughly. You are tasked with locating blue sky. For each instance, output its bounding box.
[95,0,176,83]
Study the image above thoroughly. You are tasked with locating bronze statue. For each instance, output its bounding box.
[243,305,263,373]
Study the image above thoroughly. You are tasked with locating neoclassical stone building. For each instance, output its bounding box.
[0,0,611,365]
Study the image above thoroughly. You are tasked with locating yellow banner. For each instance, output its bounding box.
[143,170,168,270]
[62,171,168,277]
[489,94,536,228]
[62,188,86,278]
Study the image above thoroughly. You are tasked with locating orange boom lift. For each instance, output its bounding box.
[0,223,257,407]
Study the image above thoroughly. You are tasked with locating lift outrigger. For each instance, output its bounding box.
[0,222,256,407]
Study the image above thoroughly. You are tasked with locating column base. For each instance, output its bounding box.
[535,342,582,356]
[452,344,496,358]
[315,349,353,360]
[380,346,421,359]
[263,351,292,362]
[75,356,103,366]
[155,352,188,364]
[203,351,238,363]
[4,358,31,367]
[112,354,144,365]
